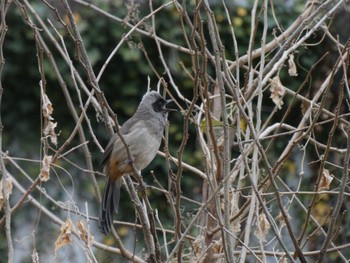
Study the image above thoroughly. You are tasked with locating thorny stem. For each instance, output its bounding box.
[0,1,14,262]
[295,43,350,249]
[204,1,234,262]
[317,69,349,263]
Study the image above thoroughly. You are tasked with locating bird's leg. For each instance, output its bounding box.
[129,169,147,192]
[135,180,148,192]
[133,170,147,192]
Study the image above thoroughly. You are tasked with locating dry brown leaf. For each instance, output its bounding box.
[44,121,58,146]
[42,93,53,119]
[269,76,286,109]
[39,155,52,182]
[55,218,73,254]
[254,213,271,242]
[279,256,288,263]
[192,236,202,255]
[77,220,93,245]
[319,169,333,190]
[0,178,13,211]
[276,211,292,228]
[288,54,298,76]
[211,239,222,254]
[40,81,53,119]
[77,220,87,242]
[31,248,40,263]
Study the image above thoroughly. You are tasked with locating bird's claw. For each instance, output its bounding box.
[136,181,148,192]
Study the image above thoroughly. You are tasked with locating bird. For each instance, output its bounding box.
[98,90,173,235]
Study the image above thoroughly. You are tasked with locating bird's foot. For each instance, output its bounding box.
[136,181,148,192]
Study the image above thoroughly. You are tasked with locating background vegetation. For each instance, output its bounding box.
[1,0,350,262]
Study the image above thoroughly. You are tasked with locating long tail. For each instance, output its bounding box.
[98,178,121,234]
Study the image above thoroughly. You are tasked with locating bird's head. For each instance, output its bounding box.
[139,91,174,118]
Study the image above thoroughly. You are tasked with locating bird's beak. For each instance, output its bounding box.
[165,99,176,112]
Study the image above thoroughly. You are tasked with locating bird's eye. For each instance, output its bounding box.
[152,99,166,112]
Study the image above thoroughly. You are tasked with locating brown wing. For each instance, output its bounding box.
[99,133,119,170]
